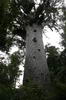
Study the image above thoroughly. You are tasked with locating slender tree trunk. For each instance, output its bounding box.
[23,24,50,86]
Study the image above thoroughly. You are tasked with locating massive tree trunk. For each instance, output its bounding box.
[23,24,50,86]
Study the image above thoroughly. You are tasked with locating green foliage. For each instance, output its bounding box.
[13,81,66,100]
[0,84,15,100]
[61,7,66,48]
[0,0,22,51]
[0,0,9,9]
[45,45,66,100]
[0,52,21,87]
[46,46,61,75]
[14,85,47,100]
[0,82,66,100]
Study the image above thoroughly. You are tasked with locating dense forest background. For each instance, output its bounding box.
[0,0,66,100]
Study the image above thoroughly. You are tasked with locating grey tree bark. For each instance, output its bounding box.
[23,24,50,86]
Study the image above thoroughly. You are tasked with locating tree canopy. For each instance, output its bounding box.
[0,0,63,51]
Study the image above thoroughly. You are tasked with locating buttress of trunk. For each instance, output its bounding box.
[23,24,50,86]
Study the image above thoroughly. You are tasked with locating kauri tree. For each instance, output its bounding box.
[0,0,63,87]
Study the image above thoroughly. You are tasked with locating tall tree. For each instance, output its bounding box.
[0,0,63,87]
[19,0,63,86]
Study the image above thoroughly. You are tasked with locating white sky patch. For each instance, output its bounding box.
[42,27,63,50]
[16,64,24,88]
[34,0,40,4]
[64,0,66,4]
[64,0,66,6]
[9,45,19,54]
